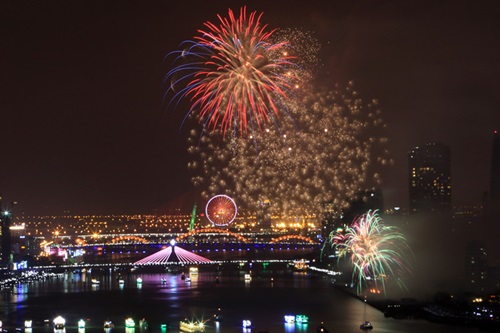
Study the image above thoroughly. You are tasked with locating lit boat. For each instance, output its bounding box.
[189,267,198,275]
[78,320,86,329]
[293,259,310,271]
[139,318,148,329]
[295,315,309,324]
[317,323,329,333]
[125,318,135,328]
[360,321,373,330]
[179,320,205,333]
[91,279,100,285]
[284,315,295,324]
[25,320,33,328]
[103,321,114,329]
[185,277,191,283]
[242,320,252,328]
[213,308,223,322]
[53,316,65,331]
[136,277,143,284]
[118,279,125,284]
[244,273,251,281]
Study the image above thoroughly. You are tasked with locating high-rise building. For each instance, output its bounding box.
[465,241,488,292]
[408,143,451,214]
[1,210,12,267]
[491,130,500,201]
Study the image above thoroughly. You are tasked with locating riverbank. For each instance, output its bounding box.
[331,281,500,332]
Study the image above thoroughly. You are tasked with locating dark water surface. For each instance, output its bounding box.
[0,269,479,333]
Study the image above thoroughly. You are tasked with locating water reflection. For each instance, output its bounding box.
[0,271,484,333]
[284,323,295,333]
[12,284,28,303]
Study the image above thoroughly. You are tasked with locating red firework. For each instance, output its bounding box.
[168,7,298,136]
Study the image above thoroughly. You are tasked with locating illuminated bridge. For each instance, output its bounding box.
[53,228,320,266]
[69,228,319,246]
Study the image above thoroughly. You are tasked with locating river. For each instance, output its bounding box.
[0,267,482,333]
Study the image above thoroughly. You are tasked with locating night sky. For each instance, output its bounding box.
[2,0,500,215]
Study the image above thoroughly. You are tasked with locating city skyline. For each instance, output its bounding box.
[2,0,500,214]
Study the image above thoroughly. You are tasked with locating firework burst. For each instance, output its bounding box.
[332,210,411,295]
[165,7,302,136]
[188,82,390,216]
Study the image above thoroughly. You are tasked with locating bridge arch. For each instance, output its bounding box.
[177,228,249,243]
[107,235,150,244]
[270,235,317,244]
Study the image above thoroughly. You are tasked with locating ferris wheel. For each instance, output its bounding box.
[205,194,238,227]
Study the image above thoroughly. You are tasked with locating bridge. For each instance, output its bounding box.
[66,228,320,247]
[47,228,320,268]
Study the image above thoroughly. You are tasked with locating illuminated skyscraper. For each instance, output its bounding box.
[465,241,488,292]
[1,210,12,267]
[491,130,500,201]
[408,143,451,214]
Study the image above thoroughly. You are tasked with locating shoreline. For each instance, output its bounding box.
[331,282,500,332]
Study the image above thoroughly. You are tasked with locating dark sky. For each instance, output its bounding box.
[1,0,500,215]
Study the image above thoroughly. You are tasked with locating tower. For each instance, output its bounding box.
[1,211,12,267]
[465,241,488,292]
[491,130,500,201]
[408,143,451,214]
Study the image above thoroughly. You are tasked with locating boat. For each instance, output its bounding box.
[179,320,205,333]
[125,318,135,328]
[360,297,373,329]
[103,321,114,330]
[360,321,373,330]
[316,323,329,333]
[78,320,86,329]
[53,316,65,331]
[242,320,252,328]
[293,259,310,271]
[139,318,148,330]
[213,308,223,322]
[295,315,309,324]
[136,277,143,284]
[91,279,100,285]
